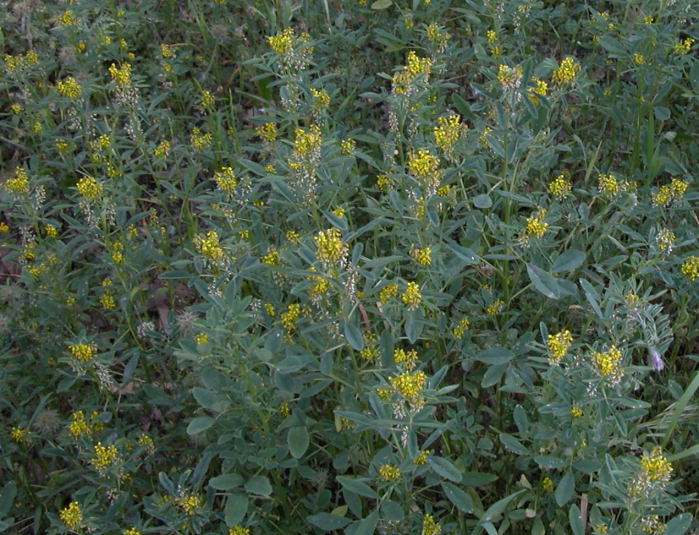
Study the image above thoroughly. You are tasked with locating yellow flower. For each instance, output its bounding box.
[137,433,155,454]
[195,231,224,262]
[214,166,237,194]
[393,348,419,369]
[656,228,675,254]
[154,140,170,159]
[108,62,132,87]
[281,303,304,334]
[541,477,554,492]
[190,128,213,150]
[548,174,572,199]
[486,30,498,44]
[11,426,29,444]
[406,51,432,77]
[261,249,281,266]
[529,77,548,103]
[547,330,573,365]
[175,494,202,515]
[59,501,82,530]
[340,138,356,156]
[452,317,470,339]
[598,173,620,198]
[379,283,399,304]
[593,345,623,384]
[124,528,142,535]
[294,125,322,157]
[408,149,442,186]
[60,10,76,26]
[634,53,645,65]
[414,449,430,465]
[378,464,401,481]
[674,37,695,55]
[68,410,92,438]
[268,28,295,54]
[486,300,504,316]
[256,122,277,142]
[552,56,581,85]
[76,176,103,200]
[422,514,442,535]
[641,447,673,483]
[314,228,347,266]
[57,76,82,99]
[390,370,427,399]
[570,406,583,418]
[91,442,119,472]
[5,167,30,194]
[497,64,523,88]
[681,256,699,281]
[411,247,432,266]
[69,342,97,362]
[0,222,9,233]
[311,88,330,108]
[401,282,422,310]
[195,333,209,345]
[229,526,251,535]
[525,208,548,238]
[433,114,463,154]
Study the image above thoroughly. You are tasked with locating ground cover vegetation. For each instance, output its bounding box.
[1,0,698,534]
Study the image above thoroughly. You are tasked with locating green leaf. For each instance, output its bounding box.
[442,482,473,513]
[224,494,248,527]
[245,475,272,496]
[371,0,392,8]
[186,416,214,435]
[654,106,670,121]
[461,472,498,486]
[429,456,462,482]
[472,194,492,209]
[343,319,364,350]
[448,243,479,265]
[307,513,352,531]
[534,455,567,469]
[475,347,514,365]
[527,263,562,299]
[663,513,692,535]
[555,471,575,506]
[481,363,507,388]
[513,405,528,435]
[192,387,223,411]
[288,426,310,459]
[499,433,529,455]
[209,473,243,490]
[336,476,378,499]
[569,504,584,535]
[354,511,379,535]
[0,482,17,516]
[550,250,586,273]
[480,489,526,523]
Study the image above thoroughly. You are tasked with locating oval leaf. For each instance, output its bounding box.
[307,513,352,531]
[210,473,243,490]
[550,250,586,273]
[429,456,462,483]
[225,494,248,527]
[336,476,378,499]
[245,475,272,496]
[186,416,214,435]
[442,482,473,513]
[288,426,310,459]
[555,471,575,506]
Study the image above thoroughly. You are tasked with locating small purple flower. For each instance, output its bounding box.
[650,348,664,372]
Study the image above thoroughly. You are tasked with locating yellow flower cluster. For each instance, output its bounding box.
[68,410,92,438]
[3,50,39,73]
[124,528,142,535]
[634,53,645,65]
[422,514,442,535]
[376,174,391,192]
[552,56,581,85]
[593,345,623,384]
[111,241,124,264]
[294,125,322,157]
[229,526,251,535]
[497,64,523,88]
[547,330,573,365]
[426,22,450,50]
[656,228,675,254]
[5,167,30,194]
[525,208,548,238]
[76,176,103,200]
[379,283,399,304]
[340,138,356,156]
[59,501,83,530]
[69,342,97,362]
[91,442,119,472]
[598,173,620,198]
[529,77,548,104]
[57,76,82,99]
[281,303,304,333]
[392,51,432,94]
[307,268,329,298]
[190,128,212,150]
[268,28,295,54]
[541,476,554,492]
[675,37,695,55]
[261,249,281,266]
[570,406,583,418]
[402,282,422,310]
[175,494,202,515]
[214,166,237,194]
[641,447,673,483]
[360,332,379,361]
[433,114,463,154]
[108,62,132,87]
[311,88,330,108]
[11,426,29,444]
[200,90,215,108]
[452,317,470,339]
[100,279,116,310]
[414,449,430,465]
[138,433,155,454]
[195,333,209,345]
[378,464,401,481]
[549,174,572,199]
[652,178,688,207]
[194,231,224,262]
[681,256,699,281]
[256,122,278,142]
[154,140,170,158]
[390,369,427,399]
[411,247,432,266]
[314,228,347,265]
[486,300,504,316]
[394,348,419,369]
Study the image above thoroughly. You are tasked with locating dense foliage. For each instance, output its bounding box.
[1,0,698,534]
